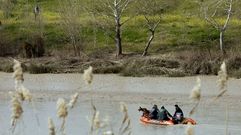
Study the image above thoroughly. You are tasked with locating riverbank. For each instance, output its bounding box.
[0,50,241,78]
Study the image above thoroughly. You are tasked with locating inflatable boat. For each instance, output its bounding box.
[140,116,197,125]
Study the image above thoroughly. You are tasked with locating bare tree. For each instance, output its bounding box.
[87,0,134,57]
[199,0,233,55]
[58,0,83,56]
[137,0,163,56]
[34,4,40,21]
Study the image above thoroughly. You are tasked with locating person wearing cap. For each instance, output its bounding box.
[149,104,160,120]
[158,106,173,121]
[173,104,184,124]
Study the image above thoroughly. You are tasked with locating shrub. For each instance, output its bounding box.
[28,64,57,74]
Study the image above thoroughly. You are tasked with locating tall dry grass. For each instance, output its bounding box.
[10,59,33,133]
[55,93,79,134]
[119,102,132,135]
[48,117,56,135]
[215,61,228,100]
[185,122,194,135]
[68,93,79,109]
[13,59,24,89]
[189,77,201,116]
[12,59,32,102]
[10,96,23,127]
[215,62,229,134]
[56,98,68,134]
[88,103,110,135]
[83,66,93,85]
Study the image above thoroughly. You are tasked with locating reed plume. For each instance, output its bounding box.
[102,131,114,135]
[218,62,228,90]
[185,122,194,135]
[93,111,101,129]
[11,96,23,127]
[119,102,131,135]
[10,59,35,133]
[90,102,97,134]
[216,61,228,100]
[57,98,68,133]
[89,104,108,135]
[68,93,79,109]
[13,59,24,85]
[189,77,201,101]
[48,117,56,135]
[16,85,32,102]
[57,98,68,118]
[83,66,93,85]
[12,59,22,82]
[189,77,201,115]
[12,59,32,102]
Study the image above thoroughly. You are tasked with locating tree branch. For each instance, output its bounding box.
[222,0,232,31]
[120,17,131,26]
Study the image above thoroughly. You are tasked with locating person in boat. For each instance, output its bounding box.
[158,106,173,121]
[149,104,160,120]
[173,104,184,124]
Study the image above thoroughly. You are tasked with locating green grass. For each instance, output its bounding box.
[1,0,241,55]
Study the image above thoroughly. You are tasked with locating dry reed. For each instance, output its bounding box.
[83,66,93,85]
[68,93,79,109]
[16,85,32,102]
[10,59,26,133]
[218,62,228,90]
[13,59,24,84]
[12,59,32,102]
[189,77,201,115]
[215,61,228,100]
[89,102,109,135]
[90,102,97,134]
[119,102,131,135]
[185,122,194,135]
[57,98,68,118]
[189,77,201,101]
[93,111,101,129]
[10,96,23,127]
[103,131,114,135]
[57,98,68,133]
[48,117,56,135]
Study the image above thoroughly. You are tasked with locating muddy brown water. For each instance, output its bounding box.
[0,72,241,135]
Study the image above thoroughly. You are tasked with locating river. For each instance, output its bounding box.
[0,72,241,135]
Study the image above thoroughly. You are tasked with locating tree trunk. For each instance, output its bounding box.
[219,31,224,55]
[142,30,155,56]
[71,35,79,56]
[115,18,122,57]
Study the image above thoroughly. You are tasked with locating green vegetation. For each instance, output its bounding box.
[1,0,241,77]
[1,0,241,54]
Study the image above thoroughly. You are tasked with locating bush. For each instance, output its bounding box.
[28,64,57,74]
[120,57,182,77]
[231,69,241,79]
[0,63,13,72]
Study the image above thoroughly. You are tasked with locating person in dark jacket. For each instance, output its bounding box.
[158,106,173,121]
[173,104,184,124]
[149,104,159,120]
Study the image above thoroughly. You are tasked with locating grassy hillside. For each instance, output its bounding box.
[1,0,241,78]
[0,0,241,56]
